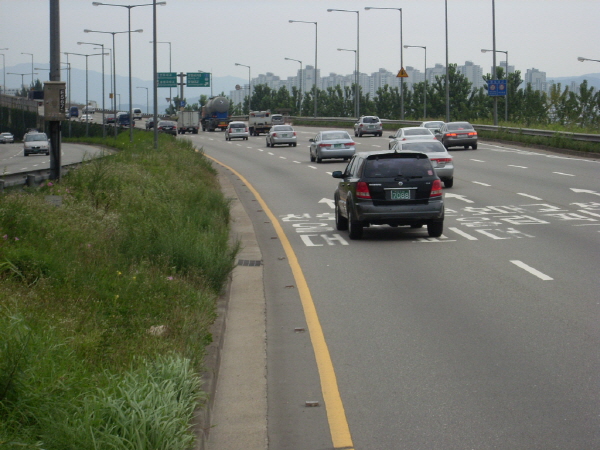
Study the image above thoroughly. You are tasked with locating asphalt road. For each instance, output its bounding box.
[185,126,600,450]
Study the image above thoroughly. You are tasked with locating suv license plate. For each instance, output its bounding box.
[389,189,411,200]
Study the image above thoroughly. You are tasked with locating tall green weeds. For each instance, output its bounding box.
[0,130,238,447]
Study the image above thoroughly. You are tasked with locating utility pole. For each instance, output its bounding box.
[49,0,62,181]
[178,72,185,110]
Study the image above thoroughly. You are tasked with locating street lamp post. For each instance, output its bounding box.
[337,49,357,117]
[328,9,360,118]
[404,45,427,119]
[445,0,450,122]
[365,7,403,120]
[85,28,130,138]
[285,57,302,114]
[150,40,172,110]
[289,19,318,118]
[0,49,7,96]
[92,2,165,142]
[137,86,148,113]
[482,48,508,122]
[21,52,34,86]
[64,52,105,137]
[8,72,37,91]
[234,63,251,114]
[578,56,600,63]
[79,41,107,136]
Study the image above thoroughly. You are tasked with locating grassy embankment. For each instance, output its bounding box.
[293,118,600,155]
[0,129,238,448]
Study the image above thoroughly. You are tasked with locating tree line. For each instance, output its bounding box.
[226,64,600,130]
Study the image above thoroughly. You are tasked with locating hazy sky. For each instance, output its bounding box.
[1,0,599,89]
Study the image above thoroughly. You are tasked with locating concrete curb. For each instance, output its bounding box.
[193,163,268,450]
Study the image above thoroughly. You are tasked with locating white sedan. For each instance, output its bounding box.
[80,114,95,123]
[388,127,435,149]
[391,139,455,188]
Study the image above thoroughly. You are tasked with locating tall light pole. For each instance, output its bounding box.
[337,49,357,118]
[0,49,7,96]
[482,48,508,122]
[285,57,302,114]
[1,50,8,127]
[92,2,165,141]
[79,41,107,136]
[64,52,105,137]
[365,7,403,120]
[405,45,427,119]
[21,52,34,86]
[150,40,172,110]
[85,28,130,138]
[491,0,498,125]
[328,9,360,118]
[137,86,148,113]
[289,19,318,118]
[445,0,450,122]
[234,63,251,113]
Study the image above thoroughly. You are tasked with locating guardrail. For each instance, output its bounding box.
[285,116,600,144]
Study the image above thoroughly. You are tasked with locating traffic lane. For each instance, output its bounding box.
[0,142,108,175]
[300,241,599,449]
[192,131,600,448]
[193,137,336,450]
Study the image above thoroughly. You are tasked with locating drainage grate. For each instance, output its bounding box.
[237,259,262,267]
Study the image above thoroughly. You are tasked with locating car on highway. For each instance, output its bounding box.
[435,121,478,149]
[391,140,455,188]
[332,151,444,239]
[354,115,383,137]
[266,125,297,147]
[157,120,177,135]
[0,132,15,144]
[419,120,445,135]
[80,114,94,123]
[69,106,79,118]
[309,130,356,163]
[224,121,249,141]
[133,108,143,121]
[388,127,435,149]
[117,112,131,128]
[104,114,115,125]
[145,117,155,130]
[23,132,50,156]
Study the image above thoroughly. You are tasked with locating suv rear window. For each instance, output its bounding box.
[364,156,434,178]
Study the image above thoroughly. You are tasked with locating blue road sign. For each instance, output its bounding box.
[487,79,507,96]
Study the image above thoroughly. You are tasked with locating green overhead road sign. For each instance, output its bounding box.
[158,72,177,88]
[187,72,210,87]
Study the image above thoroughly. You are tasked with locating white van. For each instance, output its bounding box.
[133,108,143,121]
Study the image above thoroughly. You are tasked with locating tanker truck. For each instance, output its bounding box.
[201,96,231,132]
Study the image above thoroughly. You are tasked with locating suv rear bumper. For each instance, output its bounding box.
[355,200,443,225]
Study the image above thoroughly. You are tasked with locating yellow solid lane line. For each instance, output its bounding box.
[207,154,355,450]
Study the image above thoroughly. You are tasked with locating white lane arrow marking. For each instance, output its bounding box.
[319,198,336,209]
[571,188,600,196]
[444,193,475,203]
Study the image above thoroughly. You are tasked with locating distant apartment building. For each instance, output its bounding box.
[524,68,547,91]
[458,61,484,89]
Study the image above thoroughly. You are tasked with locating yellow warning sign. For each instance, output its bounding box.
[396,68,409,78]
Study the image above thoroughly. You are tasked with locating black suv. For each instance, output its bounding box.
[332,151,444,239]
[354,116,383,137]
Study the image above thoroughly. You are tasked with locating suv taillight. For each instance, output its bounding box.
[356,181,371,199]
[430,179,443,198]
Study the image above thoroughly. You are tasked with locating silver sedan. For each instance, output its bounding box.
[266,125,297,147]
[391,139,455,188]
[309,130,356,163]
